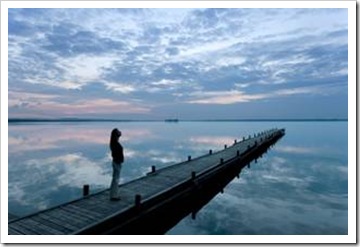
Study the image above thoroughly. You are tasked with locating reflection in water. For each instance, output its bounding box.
[275,145,322,154]
[8,121,348,234]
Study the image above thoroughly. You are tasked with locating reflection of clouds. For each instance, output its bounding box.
[221,190,346,234]
[9,152,111,214]
[262,174,314,188]
[9,125,108,153]
[336,165,347,174]
[9,182,51,212]
[26,153,110,187]
[189,136,235,149]
[169,151,348,235]
[120,129,154,142]
[151,156,182,164]
[8,136,58,153]
[124,148,138,159]
[146,149,182,164]
[274,145,318,154]
[9,124,154,153]
[171,181,347,234]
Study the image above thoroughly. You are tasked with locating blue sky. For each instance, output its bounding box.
[8,8,348,120]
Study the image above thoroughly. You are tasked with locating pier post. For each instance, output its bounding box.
[135,194,142,208]
[191,171,196,180]
[209,149,212,155]
[83,184,89,196]
[188,155,192,161]
[224,144,227,149]
[237,150,240,156]
[234,139,237,144]
[220,158,224,164]
[191,211,196,220]
[151,166,156,173]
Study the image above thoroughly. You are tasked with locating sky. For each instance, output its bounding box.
[8,8,348,120]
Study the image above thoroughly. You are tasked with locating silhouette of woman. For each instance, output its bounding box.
[109,128,124,200]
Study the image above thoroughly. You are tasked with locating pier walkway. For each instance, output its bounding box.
[8,128,285,235]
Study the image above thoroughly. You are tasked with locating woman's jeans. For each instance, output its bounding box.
[110,161,122,198]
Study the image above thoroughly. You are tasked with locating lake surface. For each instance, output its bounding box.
[8,121,348,235]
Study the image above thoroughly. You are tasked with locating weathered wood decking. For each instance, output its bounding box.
[8,128,285,235]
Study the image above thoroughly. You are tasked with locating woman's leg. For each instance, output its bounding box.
[110,161,122,199]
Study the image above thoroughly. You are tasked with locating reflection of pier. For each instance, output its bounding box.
[9,128,285,235]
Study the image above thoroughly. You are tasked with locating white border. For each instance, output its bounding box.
[0,0,356,9]
[346,0,356,243]
[1,1,356,244]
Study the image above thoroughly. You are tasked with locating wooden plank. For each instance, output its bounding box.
[35,214,78,233]
[10,222,41,235]
[8,225,26,235]
[24,218,65,235]
[11,218,64,235]
[73,200,114,215]
[61,205,103,222]
[40,210,88,230]
[30,215,73,234]
[66,204,105,218]
[57,207,96,226]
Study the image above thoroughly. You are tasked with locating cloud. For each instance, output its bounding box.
[186,83,346,105]
[35,98,151,115]
[7,8,348,119]
[103,81,137,94]
[9,90,151,117]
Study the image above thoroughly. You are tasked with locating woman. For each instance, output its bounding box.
[109,128,124,201]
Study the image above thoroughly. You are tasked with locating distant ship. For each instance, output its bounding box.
[164,118,179,122]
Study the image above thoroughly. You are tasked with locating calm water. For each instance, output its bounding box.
[8,121,348,234]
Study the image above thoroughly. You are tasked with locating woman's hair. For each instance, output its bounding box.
[110,128,121,148]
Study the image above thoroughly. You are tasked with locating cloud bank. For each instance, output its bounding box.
[8,8,348,119]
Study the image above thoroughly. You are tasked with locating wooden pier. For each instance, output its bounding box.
[8,128,285,235]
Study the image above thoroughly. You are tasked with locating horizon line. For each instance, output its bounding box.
[8,117,348,123]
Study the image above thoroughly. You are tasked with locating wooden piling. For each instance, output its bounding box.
[83,185,89,197]
[135,194,142,208]
[191,211,196,220]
